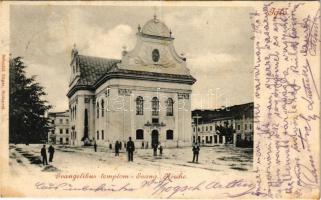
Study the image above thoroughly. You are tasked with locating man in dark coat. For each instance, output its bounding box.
[158,144,163,156]
[192,143,200,163]
[41,145,48,165]
[48,145,55,162]
[115,141,120,156]
[94,142,97,152]
[153,143,158,156]
[126,137,135,162]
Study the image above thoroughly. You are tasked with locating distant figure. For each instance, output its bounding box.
[109,143,112,150]
[153,143,158,156]
[48,145,55,162]
[158,144,163,156]
[119,142,122,150]
[192,143,200,163]
[115,141,120,156]
[41,145,48,165]
[94,142,97,152]
[142,141,144,149]
[126,137,135,162]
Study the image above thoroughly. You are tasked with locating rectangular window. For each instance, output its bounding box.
[166,130,174,140]
[60,138,63,144]
[66,138,69,143]
[152,118,159,124]
[96,131,99,140]
[66,129,69,134]
[60,129,63,134]
[101,130,104,140]
[237,125,241,130]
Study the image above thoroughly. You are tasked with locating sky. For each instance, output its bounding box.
[10,5,253,112]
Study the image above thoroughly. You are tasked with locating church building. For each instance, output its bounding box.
[67,16,196,148]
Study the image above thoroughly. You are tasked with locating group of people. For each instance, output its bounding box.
[93,138,201,163]
[40,144,55,165]
[40,138,201,166]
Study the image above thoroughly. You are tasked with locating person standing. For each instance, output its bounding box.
[41,145,48,165]
[192,143,200,163]
[48,145,55,162]
[115,141,120,156]
[126,137,135,162]
[142,141,144,149]
[94,142,97,152]
[158,144,163,156]
[153,143,158,156]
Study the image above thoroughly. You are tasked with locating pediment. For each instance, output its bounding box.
[118,36,190,75]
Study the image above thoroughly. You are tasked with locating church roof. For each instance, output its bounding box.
[75,55,120,85]
[141,16,171,38]
[67,54,196,97]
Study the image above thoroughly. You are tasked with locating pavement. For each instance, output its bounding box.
[9,144,253,174]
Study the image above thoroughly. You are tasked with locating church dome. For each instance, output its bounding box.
[141,16,171,38]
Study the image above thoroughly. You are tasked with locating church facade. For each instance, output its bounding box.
[67,16,196,148]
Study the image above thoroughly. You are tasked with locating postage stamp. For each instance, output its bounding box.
[0,1,320,199]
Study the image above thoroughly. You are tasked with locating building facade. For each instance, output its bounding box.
[67,16,196,148]
[48,110,70,145]
[192,103,253,147]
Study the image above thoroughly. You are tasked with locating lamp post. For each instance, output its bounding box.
[192,114,201,144]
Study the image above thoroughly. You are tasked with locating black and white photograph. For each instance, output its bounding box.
[1,1,320,199]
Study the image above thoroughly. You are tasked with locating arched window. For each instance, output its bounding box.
[136,129,144,140]
[151,97,159,116]
[101,99,104,117]
[136,96,144,115]
[96,102,99,118]
[166,98,174,116]
[166,130,174,140]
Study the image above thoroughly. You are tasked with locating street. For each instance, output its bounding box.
[9,144,253,174]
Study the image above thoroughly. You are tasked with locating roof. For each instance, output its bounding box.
[141,17,171,38]
[75,55,120,86]
[192,102,254,124]
[48,110,69,117]
[68,54,196,97]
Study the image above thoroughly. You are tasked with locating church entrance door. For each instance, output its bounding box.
[151,130,159,147]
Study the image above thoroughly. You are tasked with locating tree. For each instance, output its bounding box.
[215,123,235,144]
[9,57,52,144]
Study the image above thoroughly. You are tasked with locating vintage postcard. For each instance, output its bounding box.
[0,1,320,199]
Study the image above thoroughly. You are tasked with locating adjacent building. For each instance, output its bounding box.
[192,102,253,147]
[67,16,196,148]
[48,110,70,145]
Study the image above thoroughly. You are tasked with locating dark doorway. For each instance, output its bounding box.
[151,130,159,147]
